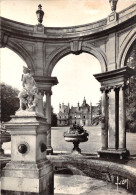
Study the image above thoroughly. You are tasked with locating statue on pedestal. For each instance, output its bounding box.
[18,67,40,112]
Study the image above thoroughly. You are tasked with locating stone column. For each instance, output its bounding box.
[45,90,53,154]
[36,90,44,116]
[108,87,117,149]
[118,84,126,150]
[100,87,108,150]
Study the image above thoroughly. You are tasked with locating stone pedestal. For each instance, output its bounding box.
[1,111,54,195]
[107,12,118,24]
[72,141,81,155]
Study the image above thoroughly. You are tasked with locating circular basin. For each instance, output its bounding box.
[64,131,88,143]
[63,125,89,154]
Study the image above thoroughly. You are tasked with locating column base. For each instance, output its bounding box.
[98,149,129,159]
[46,147,53,155]
[1,160,54,195]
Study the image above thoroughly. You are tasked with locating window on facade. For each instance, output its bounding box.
[84,116,85,119]
[60,116,61,119]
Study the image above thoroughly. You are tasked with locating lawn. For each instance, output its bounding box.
[3,125,136,155]
[51,126,136,155]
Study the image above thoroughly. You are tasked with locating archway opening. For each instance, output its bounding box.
[1,48,28,90]
[52,53,101,113]
[125,41,136,156]
[1,48,28,154]
[51,52,102,154]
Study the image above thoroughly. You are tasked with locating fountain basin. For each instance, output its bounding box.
[64,125,89,154]
[64,132,88,142]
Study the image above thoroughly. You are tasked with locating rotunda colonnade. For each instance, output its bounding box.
[0,3,136,157]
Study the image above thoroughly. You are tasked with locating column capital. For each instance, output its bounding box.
[45,90,52,96]
[38,89,44,96]
[101,82,128,93]
[113,83,128,91]
[100,86,112,93]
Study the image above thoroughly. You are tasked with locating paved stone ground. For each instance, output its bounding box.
[54,174,132,195]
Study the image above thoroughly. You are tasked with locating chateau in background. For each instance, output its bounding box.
[57,97,99,126]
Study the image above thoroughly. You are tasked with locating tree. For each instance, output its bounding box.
[51,111,57,127]
[125,42,136,132]
[1,83,19,122]
[92,100,102,125]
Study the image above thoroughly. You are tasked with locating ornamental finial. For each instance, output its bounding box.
[36,4,44,24]
[109,0,118,12]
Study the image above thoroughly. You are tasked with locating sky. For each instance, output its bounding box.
[0,0,135,113]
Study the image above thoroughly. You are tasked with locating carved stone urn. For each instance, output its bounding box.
[0,123,11,155]
[64,124,89,154]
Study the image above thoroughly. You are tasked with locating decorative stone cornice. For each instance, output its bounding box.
[0,4,135,40]
[34,76,58,86]
[94,67,135,83]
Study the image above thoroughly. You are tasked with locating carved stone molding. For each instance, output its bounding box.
[0,33,9,48]
[100,86,112,93]
[38,89,44,96]
[70,40,83,55]
[45,90,52,96]
[101,83,128,93]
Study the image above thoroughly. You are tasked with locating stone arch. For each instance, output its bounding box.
[82,43,107,72]
[47,43,107,76]
[5,39,35,74]
[118,30,136,68]
[47,46,71,76]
